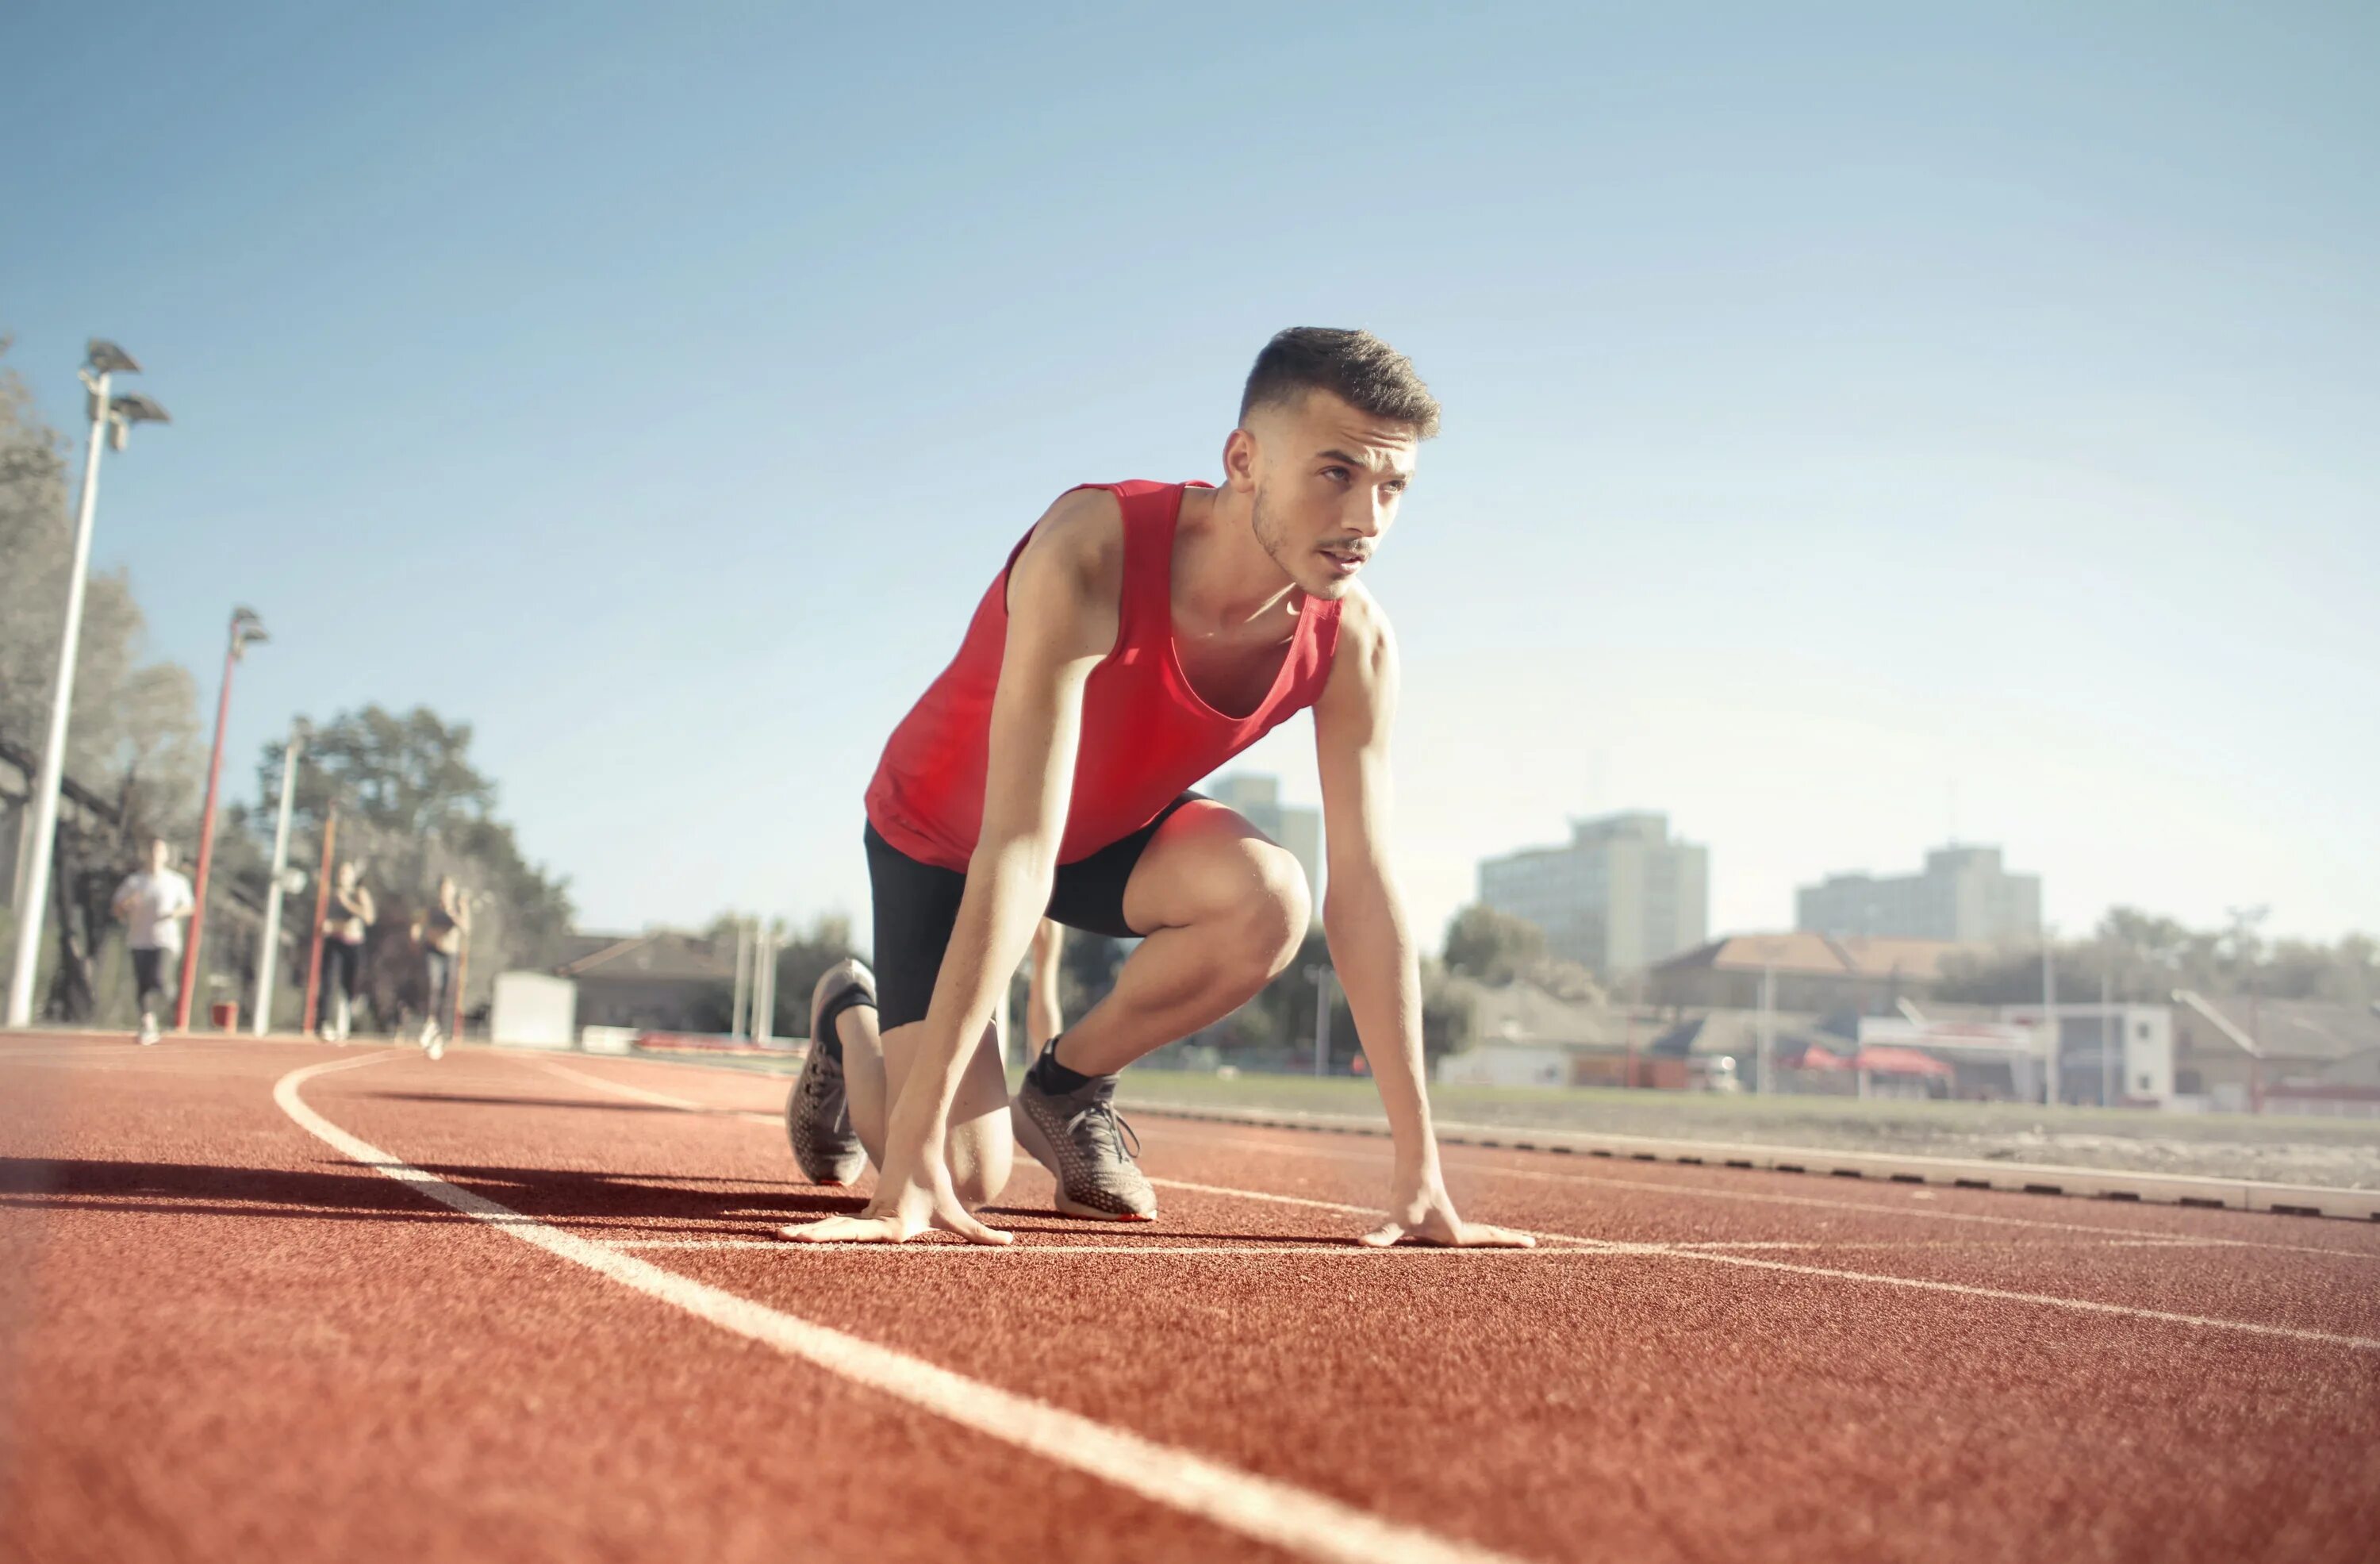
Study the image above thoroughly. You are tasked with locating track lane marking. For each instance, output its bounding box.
[601,1235,2225,1256]
[607,1239,1578,1255]
[507,1057,2380,1352]
[526,1056,2380,1261]
[274,1055,1524,1564]
[1159,1125,2380,1260]
[1144,1179,2380,1351]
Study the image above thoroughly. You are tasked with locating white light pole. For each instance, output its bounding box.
[753,920,778,1045]
[2041,926,2060,1107]
[1306,963,1335,1076]
[2098,932,2115,1109]
[1756,963,1777,1096]
[6,341,170,1028]
[251,719,311,1034]
[729,916,753,1040]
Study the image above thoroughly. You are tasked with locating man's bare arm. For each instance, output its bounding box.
[786,490,1122,1245]
[1314,591,1530,1249]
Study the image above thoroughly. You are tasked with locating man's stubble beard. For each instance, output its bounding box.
[1249,486,1345,601]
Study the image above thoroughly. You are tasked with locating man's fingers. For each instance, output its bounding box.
[779,1216,908,1244]
[939,1206,1015,1247]
[1456,1224,1536,1249]
[1359,1221,1407,1248]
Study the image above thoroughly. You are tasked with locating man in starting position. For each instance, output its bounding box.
[785,326,1526,1250]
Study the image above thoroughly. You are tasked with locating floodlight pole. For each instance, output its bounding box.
[1756,964,1777,1095]
[2098,937,2114,1108]
[301,807,338,1036]
[175,609,267,1032]
[752,920,777,1046]
[6,351,132,1027]
[730,917,753,1040]
[1307,963,1334,1076]
[2040,930,2059,1107]
[251,721,308,1034]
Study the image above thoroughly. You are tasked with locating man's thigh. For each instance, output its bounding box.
[1115,800,1310,936]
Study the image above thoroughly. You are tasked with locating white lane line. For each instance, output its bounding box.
[1145,1181,2380,1352]
[532,1057,785,1125]
[1162,1127,2380,1260]
[605,1239,1577,1255]
[273,1056,1522,1564]
[513,1057,2380,1348]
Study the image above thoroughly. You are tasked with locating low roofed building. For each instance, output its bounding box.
[558,929,738,1032]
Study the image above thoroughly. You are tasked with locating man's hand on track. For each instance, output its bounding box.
[780,1161,1012,1247]
[1361,1175,1535,1249]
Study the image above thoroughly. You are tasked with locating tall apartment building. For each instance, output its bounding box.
[1796,843,2041,945]
[1478,811,1709,977]
[1206,774,1322,921]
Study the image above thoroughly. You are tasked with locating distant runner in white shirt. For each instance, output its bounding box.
[112,837,195,1046]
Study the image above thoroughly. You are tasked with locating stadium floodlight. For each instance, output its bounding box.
[5,340,166,1028]
[85,338,142,376]
[106,392,171,451]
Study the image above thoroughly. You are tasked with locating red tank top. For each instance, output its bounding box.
[866,480,1344,870]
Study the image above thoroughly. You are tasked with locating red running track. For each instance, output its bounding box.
[4,1032,2378,1563]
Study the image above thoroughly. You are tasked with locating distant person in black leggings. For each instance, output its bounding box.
[410,877,468,1061]
[318,860,375,1041]
[111,837,195,1046]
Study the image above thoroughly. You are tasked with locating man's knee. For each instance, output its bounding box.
[1230,843,1311,985]
[948,1109,1015,1208]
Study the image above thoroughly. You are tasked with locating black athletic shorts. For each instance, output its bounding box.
[865,792,1204,1031]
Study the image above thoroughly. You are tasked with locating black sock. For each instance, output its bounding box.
[1028,1035,1097,1094]
[811,990,873,1061]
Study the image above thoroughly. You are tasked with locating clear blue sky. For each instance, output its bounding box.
[3,2,2374,947]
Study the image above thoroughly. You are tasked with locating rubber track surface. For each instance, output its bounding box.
[5,1034,2378,1562]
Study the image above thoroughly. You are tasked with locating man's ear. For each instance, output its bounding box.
[1220,425,1260,493]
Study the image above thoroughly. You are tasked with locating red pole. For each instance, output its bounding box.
[175,631,242,1032]
[301,806,337,1036]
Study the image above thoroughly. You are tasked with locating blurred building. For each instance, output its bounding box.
[1477,810,1708,978]
[557,930,736,1032]
[1206,773,1322,922]
[1649,929,1963,1013]
[1796,843,2040,945]
[2162,992,2380,1115]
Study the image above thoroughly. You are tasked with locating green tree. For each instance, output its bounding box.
[1441,903,1546,984]
[251,704,572,1031]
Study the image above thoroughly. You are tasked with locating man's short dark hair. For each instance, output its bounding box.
[1238,327,1440,438]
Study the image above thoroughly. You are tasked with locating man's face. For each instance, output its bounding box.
[1232,390,1418,601]
[148,840,170,873]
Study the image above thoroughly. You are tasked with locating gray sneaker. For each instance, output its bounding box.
[787,959,872,1186]
[1010,1051,1156,1221]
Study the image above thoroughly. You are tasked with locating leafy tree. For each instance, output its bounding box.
[769,914,862,1036]
[1936,909,2377,1010]
[1441,903,1547,984]
[249,704,572,1030]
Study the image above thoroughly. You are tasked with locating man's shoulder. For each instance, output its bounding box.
[1013,486,1129,604]
[1329,581,1392,651]
[1032,484,1127,551]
